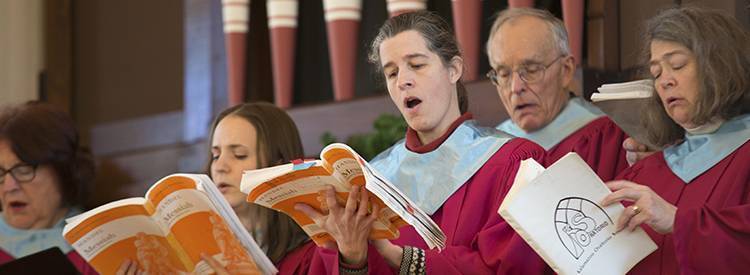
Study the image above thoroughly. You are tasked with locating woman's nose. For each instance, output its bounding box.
[397,71,415,90]
[1,174,21,192]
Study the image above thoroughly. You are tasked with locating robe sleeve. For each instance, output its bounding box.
[552,117,629,182]
[417,140,549,275]
[671,191,750,273]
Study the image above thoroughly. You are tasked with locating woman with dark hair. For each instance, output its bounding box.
[600,7,750,274]
[295,11,547,274]
[0,102,96,274]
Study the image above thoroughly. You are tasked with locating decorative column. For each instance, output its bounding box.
[323,0,362,102]
[508,0,534,8]
[267,0,298,108]
[451,0,482,82]
[222,0,250,106]
[386,0,427,18]
[562,0,583,65]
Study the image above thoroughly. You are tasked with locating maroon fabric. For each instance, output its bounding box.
[616,140,750,275]
[0,249,98,275]
[0,249,12,265]
[544,116,629,182]
[405,113,474,153]
[275,241,319,275]
[305,138,555,274]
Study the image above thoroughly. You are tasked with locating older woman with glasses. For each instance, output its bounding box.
[600,7,750,274]
[486,8,629,181]
[0,102,96,274]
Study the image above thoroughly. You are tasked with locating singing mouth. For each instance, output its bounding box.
[515,103,536,111]
[7,201,28,210]
[404,97,422,109]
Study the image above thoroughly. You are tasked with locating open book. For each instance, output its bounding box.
[498,153,657,275]
[241,143,446,250]
[63,174,277,275]
[590,79,659,150]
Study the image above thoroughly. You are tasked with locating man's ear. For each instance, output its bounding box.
[560,55,576,88]
[448,56,465,84]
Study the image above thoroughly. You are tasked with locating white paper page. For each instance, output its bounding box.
[500,153,656,275]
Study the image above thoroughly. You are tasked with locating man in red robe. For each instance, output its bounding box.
[487,8,628,181]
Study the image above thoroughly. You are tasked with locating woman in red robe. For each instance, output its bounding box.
[295,11,548,274]
[600,7,750,275]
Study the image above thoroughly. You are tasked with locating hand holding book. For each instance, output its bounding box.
[241,143,446,250]
[294,185,378,265]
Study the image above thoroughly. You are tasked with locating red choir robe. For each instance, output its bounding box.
[0,248,97,274]
[275,241,319,274]
[303,114,554,274]
[617,140,750,274]
[498,97,629,182]
[544,116,629,181]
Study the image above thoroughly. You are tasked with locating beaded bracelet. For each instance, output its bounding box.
[339,253,368,275]
[399,246,426,275]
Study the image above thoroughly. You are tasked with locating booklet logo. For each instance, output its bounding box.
[554,197,613,259]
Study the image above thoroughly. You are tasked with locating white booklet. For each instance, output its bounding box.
[590,79,659,150]
[498,153,657,275]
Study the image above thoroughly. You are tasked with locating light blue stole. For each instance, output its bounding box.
[663,114,750,183]
[370,120,512,215]
[496,97,604,150]
[0,209,78,258]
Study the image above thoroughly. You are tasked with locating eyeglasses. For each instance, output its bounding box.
[486,55,565,87]
[0,164,37,184]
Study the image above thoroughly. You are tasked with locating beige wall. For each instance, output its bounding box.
[0,0,43,106]
[74,0,184,133]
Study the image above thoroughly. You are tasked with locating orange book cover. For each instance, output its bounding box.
[63,174,274,275]
[241,144,411,246]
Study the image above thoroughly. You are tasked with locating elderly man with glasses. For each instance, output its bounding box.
[486,7,629,181]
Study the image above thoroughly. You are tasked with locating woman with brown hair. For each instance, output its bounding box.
[0,102,97,274]
[600,7,750,274]
[116,102,317,275]
[206,102,314,272]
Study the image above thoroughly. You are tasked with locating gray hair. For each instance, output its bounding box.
[486,8,570,61]
[640,6,750,147]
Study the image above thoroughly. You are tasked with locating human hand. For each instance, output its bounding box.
[116,259,143,275]
[601,180,677,234]
[623,137,655,166]
[295,185,378,266]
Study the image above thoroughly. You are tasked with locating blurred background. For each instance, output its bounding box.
[0,0,747,208]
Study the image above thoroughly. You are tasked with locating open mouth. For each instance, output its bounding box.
[404,97,422,109]
[216,183,233,192]
[7,201,28,210]
[666,97,682,106]
[515,103,536,111]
